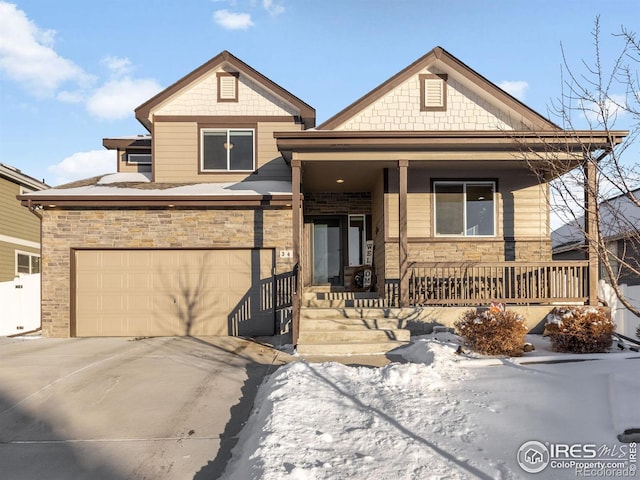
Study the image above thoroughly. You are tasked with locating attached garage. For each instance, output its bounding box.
[74,248,275,337]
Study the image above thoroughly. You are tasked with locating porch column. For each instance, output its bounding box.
[291,158,302,344]
[584,157,599,306]
[398,159,409,307]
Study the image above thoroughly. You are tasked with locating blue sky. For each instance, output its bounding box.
[0,0,638,186]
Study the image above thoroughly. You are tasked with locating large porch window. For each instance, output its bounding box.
[434,181,495,236]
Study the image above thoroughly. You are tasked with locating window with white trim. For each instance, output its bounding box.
[201,129,255,172]
[16,251,40,275]
[434,181,495,236]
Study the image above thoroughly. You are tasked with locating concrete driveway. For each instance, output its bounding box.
[0,335,292,480]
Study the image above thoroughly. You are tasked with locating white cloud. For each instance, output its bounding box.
[102,55,133,78]
[581,93,628,124]
[0,1,93,95]
[86,77,162,120]
[498,80,529,100]
[263,0,285,15]
[48,150,116,186]
[213,9,254,30]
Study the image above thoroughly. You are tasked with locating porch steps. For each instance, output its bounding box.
[297,291,410,355]
[302,291,391,308]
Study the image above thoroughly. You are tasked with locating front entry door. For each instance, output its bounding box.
[313,218,342,285]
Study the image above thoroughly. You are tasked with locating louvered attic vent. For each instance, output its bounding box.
[217,72,238,102]
[419,73,447,111]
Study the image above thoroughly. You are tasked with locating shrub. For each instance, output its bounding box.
[454,306,528,356]
[544,307,614,353]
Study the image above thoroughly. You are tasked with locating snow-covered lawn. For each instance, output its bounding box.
[222,334,640,480]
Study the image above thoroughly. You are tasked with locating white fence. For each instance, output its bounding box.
[599,280,640,341]
[0,274,41,336]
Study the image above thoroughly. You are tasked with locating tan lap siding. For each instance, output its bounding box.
[0,177,40,243]
[153,122,199,182]
[255,121,301,181]
[152,120,299,183]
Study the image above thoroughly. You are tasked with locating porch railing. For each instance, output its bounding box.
[409,261,589,306]
[274,269,296,310]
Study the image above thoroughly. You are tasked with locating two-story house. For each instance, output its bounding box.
[20,48,626,353]
[1,163,48,282]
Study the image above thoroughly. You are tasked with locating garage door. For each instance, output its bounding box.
[75,249,274,337]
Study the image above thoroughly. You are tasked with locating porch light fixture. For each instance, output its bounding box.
[47,204,57,208]
[336,179,345,184]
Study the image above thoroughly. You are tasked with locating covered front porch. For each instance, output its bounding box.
[276,131,615,346]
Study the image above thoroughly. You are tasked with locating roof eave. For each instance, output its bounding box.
[18,194,295,208]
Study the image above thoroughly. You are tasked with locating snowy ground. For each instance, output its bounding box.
[222,334,640,480]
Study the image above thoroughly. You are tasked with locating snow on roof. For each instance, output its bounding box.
[552,189,640,248]
[97,172,152,184]
[23,172,292,197]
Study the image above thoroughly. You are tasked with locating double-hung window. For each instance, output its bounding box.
[434,181,495,236]
[201,129,254,172]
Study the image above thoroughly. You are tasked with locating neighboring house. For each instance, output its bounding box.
[552,188,640,286]
[552,189,640,338]
[19,48,626,345]
[0,163,48,282]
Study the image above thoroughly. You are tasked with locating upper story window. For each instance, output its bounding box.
[127,153,152,165]
[419,73,447,111]
[217,72,238,102]
[201,129,255,172]
[434,181,495,236]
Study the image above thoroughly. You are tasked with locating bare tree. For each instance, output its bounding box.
[516,17,640,317]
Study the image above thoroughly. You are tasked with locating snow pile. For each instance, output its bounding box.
[222,341,483,480]
[221,335,640,480]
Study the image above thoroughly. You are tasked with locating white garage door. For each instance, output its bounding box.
[75,249,274,337]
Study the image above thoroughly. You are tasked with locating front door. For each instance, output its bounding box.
[312,218,342,286]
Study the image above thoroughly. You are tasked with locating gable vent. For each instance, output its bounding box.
[420,73,447,111]
[217,72,238,102]
[425,79,443,107]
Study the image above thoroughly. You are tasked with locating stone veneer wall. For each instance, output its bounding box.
[384,238,553,278]
[40,207,293,337]
[304,192,372,216]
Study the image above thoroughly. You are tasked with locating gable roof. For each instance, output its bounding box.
[317,46,559,131]
[135,50,315,130]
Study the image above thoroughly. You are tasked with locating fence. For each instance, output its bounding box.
[0,274,40,336]
[600,280,640,340]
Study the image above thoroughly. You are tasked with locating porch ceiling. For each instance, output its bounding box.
[300,159,540,193]
[302,161,390,192]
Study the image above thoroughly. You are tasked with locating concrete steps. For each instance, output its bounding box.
[303,291,385,307]
[296,291,410,355]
